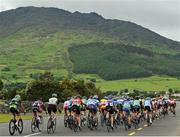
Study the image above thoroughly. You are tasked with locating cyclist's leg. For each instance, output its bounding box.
[76,106,81,127]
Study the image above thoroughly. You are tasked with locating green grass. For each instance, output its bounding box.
[95,76,180,92]
[0,114,32,123]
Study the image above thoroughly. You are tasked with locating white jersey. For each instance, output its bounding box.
[49,97,58,105]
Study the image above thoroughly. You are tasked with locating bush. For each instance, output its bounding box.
[1,66,10,71]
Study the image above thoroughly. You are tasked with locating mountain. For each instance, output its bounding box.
[0,6,180,81]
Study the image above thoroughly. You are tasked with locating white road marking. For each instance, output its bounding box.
[136,127,143,131]
[24,132,41,137]
[128,131,136,136]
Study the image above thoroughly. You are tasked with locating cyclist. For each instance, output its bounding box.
[99,96,108,125]
[116,97,124,122]
[64,97,72,116]
[32,98,46,131]
[81,96,88,121]
[169,96,176,115]
[122,96,132,128]
[132,96,141,123]
[144,97,153,124]
[105,95,115,128]
[71,95,83,128]
[157,96,163,116]
[162,97,168,114]
[48,93,58,121]
[9,94,25,125]
[87,95,99,126]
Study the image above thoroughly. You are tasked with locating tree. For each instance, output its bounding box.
[168,88,174,95]
[39,71,54,81]
[0,79,3,91]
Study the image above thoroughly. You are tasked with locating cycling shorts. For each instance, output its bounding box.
[170,104,175,108]
[72,105,81,115]
[144,106,151,112]
[87,104,97,114]
[48,104,57,114]
[123,108,130,116]
[10,107,19,115]
[133,105,140,112]
[106,106,114,115]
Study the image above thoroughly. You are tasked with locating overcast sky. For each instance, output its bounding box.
[0,0,180,42]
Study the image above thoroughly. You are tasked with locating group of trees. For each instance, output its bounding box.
[0,72,102,102]
[68,42,180,80]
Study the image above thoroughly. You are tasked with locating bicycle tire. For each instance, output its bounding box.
[31,117,36,133]
[47,118,52,134]
[9,119,15,136]
[18,119,23,134]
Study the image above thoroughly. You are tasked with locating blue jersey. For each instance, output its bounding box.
[144,100,152,107]
[87,99,99,106]
[106,99,114,107]
[123,100,131,110]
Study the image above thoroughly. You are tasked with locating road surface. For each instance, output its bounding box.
[0,102,179,136]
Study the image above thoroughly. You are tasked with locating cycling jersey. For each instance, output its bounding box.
[64,100,72,109]
[82,99,87,105]
[100,99,107,110]
[72,98,82,106]
[9,98,21,111]
[123,100,131,110]
[48,97,58,105]
[169,99,175,105]
[144,100,151,107]
[32,100,45,113]
[87,99,99,106]
[133,100,140,107]
[106,99,114,107]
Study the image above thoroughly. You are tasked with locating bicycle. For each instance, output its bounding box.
[132,115,139,129]
[31,114,43,133]
[146,113,152,127]
[47,115,56,134]
[87,114,98,130]
[106,114,116,132]
[123,114,131,131]
[100,112,106,127]
[72,116,81,132]
[9,116,23,135]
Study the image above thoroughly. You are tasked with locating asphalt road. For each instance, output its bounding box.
[0,102,179,136]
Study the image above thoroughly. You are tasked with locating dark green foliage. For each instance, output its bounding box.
[0,79,3,90]
[1,67,10,71]
[26,72,102,101]
[69,42,180,80]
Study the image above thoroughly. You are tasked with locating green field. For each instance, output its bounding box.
[0,114,32,123]
[95,76,180,92]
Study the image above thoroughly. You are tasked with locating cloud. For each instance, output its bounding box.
[0,0,179,41]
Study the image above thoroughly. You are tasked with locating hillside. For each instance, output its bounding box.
[0,6,180,81]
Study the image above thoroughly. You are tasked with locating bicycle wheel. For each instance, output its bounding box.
[64,115,67,127]
[52,118,56,133]
[18,119,23,134]
[47,118,52,134]
[31,117,37,133]
[9,119,15,135]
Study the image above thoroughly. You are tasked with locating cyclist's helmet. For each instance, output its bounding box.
[15,94,21,100]
[103,96,108,100]
[93,95,98,100]
[146,97,151,100]
[82,96,87,100]
[67,97,71,100]
[135,96,139,100]
[89,96,93,99]
[108,95,113,100]
[52,93,57,97]
[75,95,82,99]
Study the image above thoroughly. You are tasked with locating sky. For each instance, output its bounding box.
[0,0,180,42]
